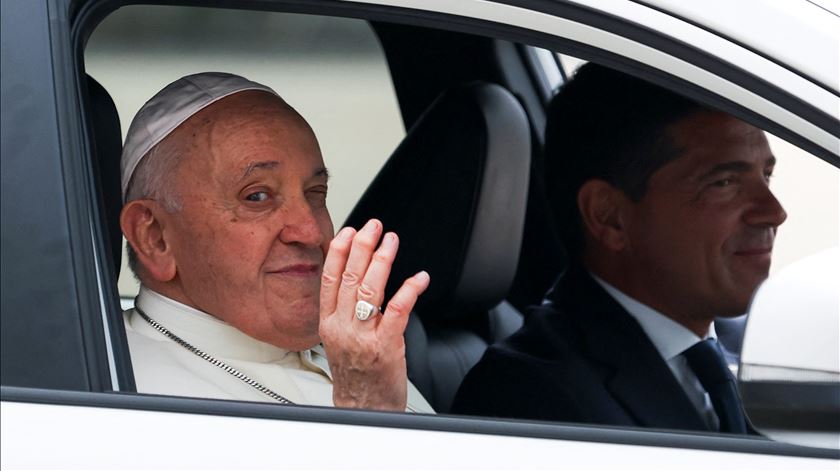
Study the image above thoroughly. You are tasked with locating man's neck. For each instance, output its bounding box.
[582,257,713,338]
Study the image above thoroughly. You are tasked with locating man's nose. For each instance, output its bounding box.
[744,183,787,228]
[277,197,326,247]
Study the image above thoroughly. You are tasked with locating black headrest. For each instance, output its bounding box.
[86,75,123,274]
[345,82,530,322]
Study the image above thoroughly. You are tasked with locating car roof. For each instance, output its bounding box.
[635,0,840,93]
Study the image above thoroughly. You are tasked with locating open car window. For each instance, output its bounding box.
[83,0,839,422]
[85,0,840,433]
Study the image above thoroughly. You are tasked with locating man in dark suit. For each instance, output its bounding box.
[451,63,787,433]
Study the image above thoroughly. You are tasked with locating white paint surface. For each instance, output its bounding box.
[2,401,837,469]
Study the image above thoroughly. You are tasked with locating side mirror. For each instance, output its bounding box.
[739,247,840,449]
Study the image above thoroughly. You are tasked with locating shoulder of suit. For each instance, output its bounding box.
[499,302,581,357]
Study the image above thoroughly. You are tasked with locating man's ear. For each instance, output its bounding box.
[120,200,177,282]
[577,179,628,252]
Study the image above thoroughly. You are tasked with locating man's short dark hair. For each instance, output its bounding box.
[544,63,708,256]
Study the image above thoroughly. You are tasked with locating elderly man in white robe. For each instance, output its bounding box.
[119,72,432,412]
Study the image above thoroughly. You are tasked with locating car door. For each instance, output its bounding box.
[2,0,838,468]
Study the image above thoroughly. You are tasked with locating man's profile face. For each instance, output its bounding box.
[620,111,786,324]
[161,90,333,350]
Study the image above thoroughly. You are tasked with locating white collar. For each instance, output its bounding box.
[132,286,326,365]
[589,273,716,361]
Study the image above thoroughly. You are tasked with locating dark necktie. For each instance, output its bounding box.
[683,338,748,434]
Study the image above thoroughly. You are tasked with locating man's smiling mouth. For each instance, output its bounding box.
[733,246,772,256]
[266,263,321,277]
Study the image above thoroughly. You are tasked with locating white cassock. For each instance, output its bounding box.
[124,287,434,413]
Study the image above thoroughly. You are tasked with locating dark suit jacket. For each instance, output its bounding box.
[451,264,713,431]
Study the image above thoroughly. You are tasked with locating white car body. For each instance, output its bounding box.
[1,400,835,469]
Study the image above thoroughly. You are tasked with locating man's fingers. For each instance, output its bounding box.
[337,219,382,317]
[354,232,399,322]
[381,271,430,340]
[320,227,355,320]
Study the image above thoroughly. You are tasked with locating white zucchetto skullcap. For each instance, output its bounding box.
[120,72,280,200]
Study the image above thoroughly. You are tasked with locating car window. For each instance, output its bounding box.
[84,1,839,415]
[84,5,404,301]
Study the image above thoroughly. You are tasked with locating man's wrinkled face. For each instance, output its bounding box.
[621,112,787,322]
[161,91,333,351]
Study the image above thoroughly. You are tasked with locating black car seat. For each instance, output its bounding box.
[345,82,531,412]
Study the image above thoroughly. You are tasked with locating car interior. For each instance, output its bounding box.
[345,81,531,412]
[80,15,572,413]
[81,9,754,415]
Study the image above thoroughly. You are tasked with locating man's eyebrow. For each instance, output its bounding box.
[696,156,776,181]
[239,161,281,182]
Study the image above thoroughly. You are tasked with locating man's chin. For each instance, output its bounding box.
[258,303,319,348]
[285,334,321,352]
[267,291,319,316]
[723,276,768,316]
[260,321,320,351]
[731,250,772,277]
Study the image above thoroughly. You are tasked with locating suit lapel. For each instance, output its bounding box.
[552,267,709,431]
[606,361,709,430]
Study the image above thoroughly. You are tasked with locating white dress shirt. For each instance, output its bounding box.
[124,287,434,413]
[590,274,719,430]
